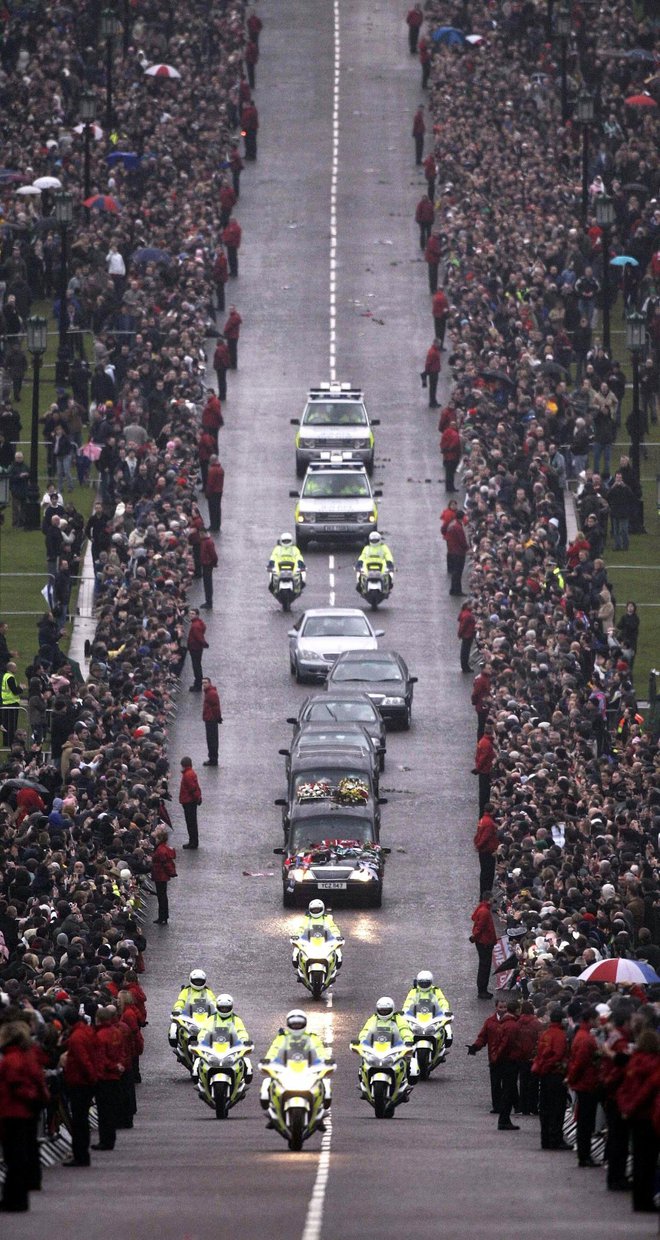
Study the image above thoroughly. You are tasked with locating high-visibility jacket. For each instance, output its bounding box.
[264,1029,328,1064]
[402,985,450,1015]
[356,543,394,573]
[358,1014,413,1047]
[172,985,216,1017]
[294,913,341,942]
[268,544,305,572]
[1,672,20,705]
[199,1013,249,1048]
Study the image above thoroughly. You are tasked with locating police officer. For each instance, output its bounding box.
[355,532,395,589]
[260,1010,332,1120]
[267,532,306,592]
[0,661,22,749]
[291,899,343,970]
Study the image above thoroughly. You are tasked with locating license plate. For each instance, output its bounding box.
[322,524,345,532]
[317,881,347,890]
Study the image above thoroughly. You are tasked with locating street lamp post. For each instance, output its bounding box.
[25,315,49,530]
[556,5,571,124]
[54,190,73,386]
[595,193,615,356]
[80,88,96,203]
[626,309,646,527]
[123,0,130,57]
[575,91,595,226]
[101,9,120,132]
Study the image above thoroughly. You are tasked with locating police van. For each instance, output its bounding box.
[291,383,379,477]
[289,454,382,550]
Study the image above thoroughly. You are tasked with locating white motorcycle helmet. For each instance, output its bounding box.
[308,899,325,918]
[416,971,434,991]
[286,1009,307,1032]
[279,532,293,546]
[189,969,207,990]
[375,996,395,1019]
[368,532,382,545]
[216,994,234,1017]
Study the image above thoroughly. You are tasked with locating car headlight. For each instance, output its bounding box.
[381,696,405,706]
[368,511,377,523]
[354,439,370,449]
[298,648,324,661]
[296,513,306,523]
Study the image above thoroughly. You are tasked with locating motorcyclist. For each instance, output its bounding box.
[260,1009,333,1118]
[402,970,453,1050]
[267,532,306,592]
[195,993,253,1082]
[355,531,395,589]
[291,899,343,971]
[358,996,419,1080]
[172,969,216,1018]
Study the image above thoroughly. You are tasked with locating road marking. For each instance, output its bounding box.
[301,993,334,1240]
[329,0,340,383]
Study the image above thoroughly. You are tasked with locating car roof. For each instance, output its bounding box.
[290,749,374,774]
[300,608,372,620]
[332,648,403,663]
[289,801,376,822]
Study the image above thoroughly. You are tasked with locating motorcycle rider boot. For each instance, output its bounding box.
[259,1082,270,1110]
[244,1058,253,1083]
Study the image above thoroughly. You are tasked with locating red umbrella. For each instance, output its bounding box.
[144,63,181,79]
[624,93,658,107]
[83,194,120,213]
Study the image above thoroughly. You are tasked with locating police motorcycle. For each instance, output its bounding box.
[268,533,305,612]
[190,997,254,1120]
[355,533,393,610]
[168,1009,209,1073]
[351,998,417,1119]
[259,1011,335,1151]
[403,1001,453,1079]
[291,928,344,1000]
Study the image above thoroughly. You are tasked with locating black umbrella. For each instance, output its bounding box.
[0,777,49,800]
[621,181,649,195]
[540,360,568,378]
[623,48,657,63]
[479,368,515,386]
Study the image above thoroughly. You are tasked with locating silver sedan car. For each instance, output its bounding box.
[288,608,383,682]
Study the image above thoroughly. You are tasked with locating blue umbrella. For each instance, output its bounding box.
[610,255,639,267]
[107,151,141,170]
[131,246,172,265]
[431,25,467,46]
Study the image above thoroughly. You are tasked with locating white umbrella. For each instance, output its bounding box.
[73,122,103,140]
[144,63,181,79]
[32,175,62,190]
[16,185,42,195]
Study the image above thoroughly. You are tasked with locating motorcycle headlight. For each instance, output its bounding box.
[381,696,404,706]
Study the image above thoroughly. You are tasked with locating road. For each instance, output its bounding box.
[14,2,651,1237]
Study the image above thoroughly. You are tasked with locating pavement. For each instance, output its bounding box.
[11,1,653,1236]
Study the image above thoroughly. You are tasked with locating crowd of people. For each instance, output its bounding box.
[0,0,262,1213]
[412,0,659,1215]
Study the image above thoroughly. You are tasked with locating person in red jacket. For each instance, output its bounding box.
[241,99,259,159]
[517,1000,542,1116]
[471,889,497,999]
[0,1021,49,1211]
[419,34,432,89]
[617,1023,660,1212]
[213,246,229,312]
[186,608,208,691]
[245,38,259,89]
[412,104,425,164]
[406,3,423,53]
[202,676,223,767]
[445,509,467,595]
[415,193,434,251]
[219,179,237,228]
[424,229,442,294]
[200,529,218,609]
[493,999,524,1131]
[202,391,224,448]
[223,306,242,370]
[247,9,262,46]
[423,151,436,199]
[205,455,225,533]
[457,599,476,672]
[93,1007,124,1150]
[432,288,450,347]
[222,217,242,277]
[187,505,205,581]
[467,995,509,1111]
[474,724,495,814]
[151,826,177,924]
[113,1006,136,1130]
[61,1010,98,1167]
[471,667,491,738]
[599,999,633,1190]
[474,801,499,893]
[423,338,442,409]
[197,429,216,494]
[566,1006,601,1167]
[179,756,202,849]
[440,419,461,492]
[532,1006,570,1149]
[213,337,231,401]
[125,971,147,1028]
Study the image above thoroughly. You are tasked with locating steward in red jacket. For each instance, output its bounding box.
[202,681,222,723]
[471,669,491,714]
[187,614,208,654]
[474,733,495,774]
[200,533,218,569]
[415,194,434,250]
[440,423,461,491]
[474,810,498,855]
[458,604,477,642]
[202,393,224,439]
[532,1010,569,1150]
[445,515,467,557]
[222,218,242,275]
[0,1023,49,1209]
[567,1010,601,1166]
[62,1014,98,1166]
[179,764,202,806]
[616,1036,660,1212]
[406,6,423,53]
[471,896,497,947]
[533,1020,568,1077]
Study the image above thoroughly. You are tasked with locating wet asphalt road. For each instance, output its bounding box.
[12,2,652,1237]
